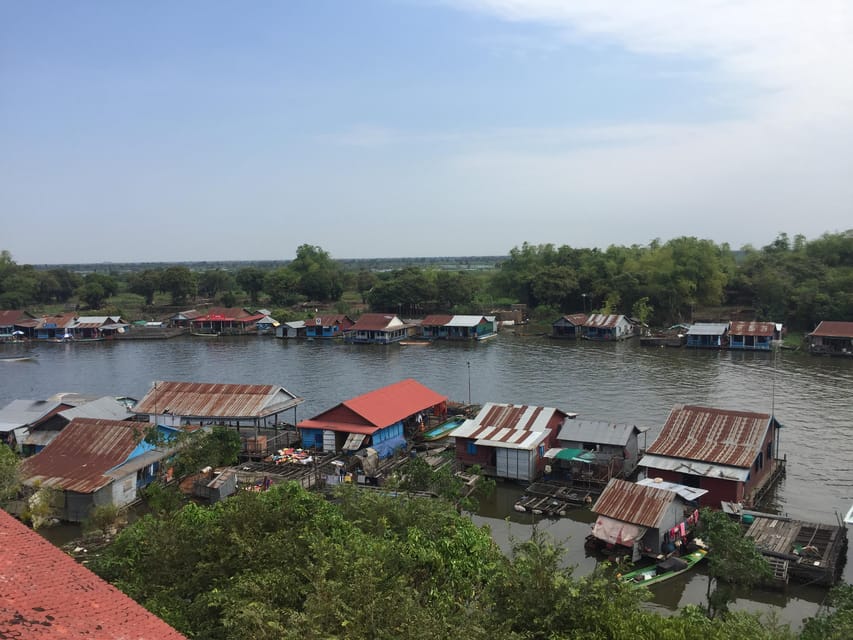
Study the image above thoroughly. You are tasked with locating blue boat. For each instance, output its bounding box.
[422,415,466,441]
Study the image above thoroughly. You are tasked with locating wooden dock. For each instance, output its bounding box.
[513,481,600,516]
[744,513,848,586]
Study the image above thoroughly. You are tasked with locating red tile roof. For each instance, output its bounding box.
[297,379,446,433]
[811,321,853,338]
[349,313,403,331]
[592,478,676,528]
[0,509,186,639]
[133,381,303,418]
[20,418,144,493]
[646,405,771,469]
[728,321,776,336]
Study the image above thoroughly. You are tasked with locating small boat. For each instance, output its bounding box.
[191,331,221,337]
[400,340,430,346]
[618,548,707,587]
[421,415,466,441]
[0,353,38,362]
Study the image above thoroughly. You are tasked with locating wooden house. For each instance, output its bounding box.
[22,396,134,456]
[807,321,853,357]
[453,403,568,482]
[556,419,646,478]
[168,309,202,328]
[638,404,783,508]
[20,418,182,522]
[590,478,706,562]
[0,509,187,638]
[344,313,411,344]
[133,381,304,433]
[304,314,355,339]
[67,315,128,340]
[444,315,497,340]
[255,315,280,334]
[297,379,447,458]
[190,307,265,335]
[276,320,307,339]
[685,322,729,348]
[0,309,34,340]
[0,398,70,451]
[728,321,778,351]
[420,314,453,339]
[31,313,77,341]
[583,314,634,341]
[552,313,588,338]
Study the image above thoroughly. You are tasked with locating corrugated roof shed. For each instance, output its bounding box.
[453,402,563,450]
[583,314,624,329]
[0,399,64,434]
[421,314,453,326]
[58,396,134,422]
[811,321,853,338]
[445,315,489,327]
[592,478,677,528]
[0,509,187,639]
[133,381,303,418]
[20,418,145,493]
[557,420,640,446]
[556,313,587,326]
[645,404,772,469]
[686,322,729,336]
[728,321,776,336]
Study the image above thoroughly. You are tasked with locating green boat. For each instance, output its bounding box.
[618,548,707,587]
[422,415,466,441]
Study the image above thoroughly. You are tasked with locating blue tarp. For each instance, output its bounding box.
[371,434,406,459]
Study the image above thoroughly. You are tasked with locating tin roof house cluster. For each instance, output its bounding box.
[807,321,853,357]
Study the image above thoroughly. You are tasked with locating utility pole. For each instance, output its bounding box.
[467,361,471,405]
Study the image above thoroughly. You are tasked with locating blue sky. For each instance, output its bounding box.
[2,0,852,264]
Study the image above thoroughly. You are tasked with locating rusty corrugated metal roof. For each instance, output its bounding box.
[133,381,303,418]
[452,402,564,449]
[729,321,775,337]
[592,478,677,528]
[20,418,144,493]
[0,310,33,325]
[811,321,853,338]
[557,313,587,326]
[583,314,624,328]
[646,404,771,469]
[421,314,453,326]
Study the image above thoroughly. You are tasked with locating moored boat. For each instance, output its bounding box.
[421,415,466,441]
[618,548,707,587]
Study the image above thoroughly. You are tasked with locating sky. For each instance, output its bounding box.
[2,1,852,264]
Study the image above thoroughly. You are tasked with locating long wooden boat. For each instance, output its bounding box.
[422,415,466,441]
[0,353,38,362]
[618,548,707,587]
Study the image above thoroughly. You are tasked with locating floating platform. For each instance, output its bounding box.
[513,481,599,515]
[744,512,848,585]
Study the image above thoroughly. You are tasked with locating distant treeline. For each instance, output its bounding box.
[2,231,851,330]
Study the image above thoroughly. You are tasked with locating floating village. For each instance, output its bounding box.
[2,307,852,592]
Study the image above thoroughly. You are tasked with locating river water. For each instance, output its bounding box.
[2,333,852,626]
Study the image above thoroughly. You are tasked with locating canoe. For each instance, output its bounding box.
[422,415,466,441]
[0,353,38,362]
[618,548,707,587]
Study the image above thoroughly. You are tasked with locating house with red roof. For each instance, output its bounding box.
[583,314,635,341]
[808,321,853,356]
[0,508,187,639]
[638,404,783,508]
[552,313,588,339]
[344,313,411,344]
[0,309,34,340]
[190,307,265,335]
[420,314,454,339]
[728,321,780,351]
[20,418,181,522]
[452,402,570,482]
[297,379,447,457]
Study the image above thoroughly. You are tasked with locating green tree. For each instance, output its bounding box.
[290,245,344,301]
[802,584,853,640]
[128,269,161,306]
[355,269,377,304]
[160,266,196,305]
[264,268,300,306]
[198,269,235,300]
[697,508,772,619]
[0,445,20,505]
[236,267,266,306]
[77,281,107,309]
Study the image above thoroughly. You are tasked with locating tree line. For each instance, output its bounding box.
[2,231,851,329]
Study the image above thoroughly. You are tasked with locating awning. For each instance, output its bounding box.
[591,515,647,547]
[342,433,367,451]
[544,447,593,463]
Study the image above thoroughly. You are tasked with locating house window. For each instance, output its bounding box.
[766,441,773,460]
[467,442,478,456]
[538,444,545,458]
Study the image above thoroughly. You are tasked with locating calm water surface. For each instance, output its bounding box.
[2,333,852,626]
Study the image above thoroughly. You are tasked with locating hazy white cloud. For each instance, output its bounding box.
[445,0,853,122]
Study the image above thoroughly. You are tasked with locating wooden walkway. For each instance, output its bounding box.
[745,513,847,586]
[513,481,601,516]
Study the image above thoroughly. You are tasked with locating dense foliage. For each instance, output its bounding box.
[88,482,825,640]
[2,230,851,329]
